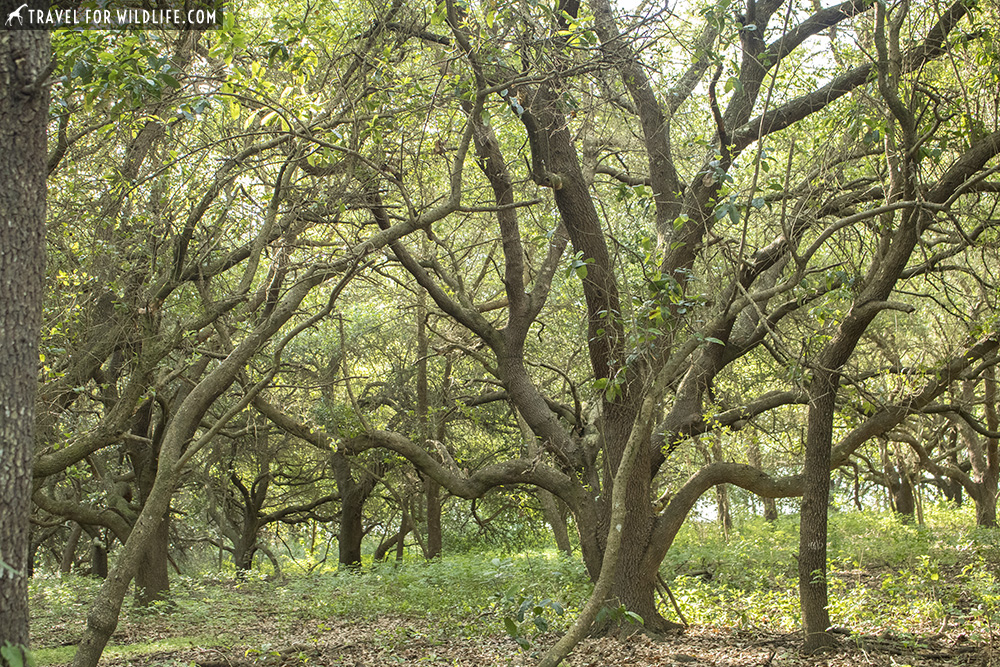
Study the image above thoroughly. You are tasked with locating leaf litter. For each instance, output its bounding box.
[35,611,995,667]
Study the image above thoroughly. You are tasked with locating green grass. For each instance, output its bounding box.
[663,503,1000,637]
[30,505,1000,664]
[30,550,590,663]
[33,636,226,666]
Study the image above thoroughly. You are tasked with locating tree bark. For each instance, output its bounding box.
[538,489,573,556]
[374,515,410,561]
[748,440,778,521]
[424,478,442,559]
[414,287,443,559]
[61,523,84,574]
[712,437,732,540]
[232,512,260,573]
[976,368,999,527]
[887,458,915,521]
[129,404,170,604]
[332,452,375,567]
[0,27,48,657]
[134,516,171,605]
[799,371,837,652]
[85,527,108,579]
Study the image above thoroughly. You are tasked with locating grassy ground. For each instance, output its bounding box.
[30,505,1000,666]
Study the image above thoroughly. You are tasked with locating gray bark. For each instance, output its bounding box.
[0,27,49,657]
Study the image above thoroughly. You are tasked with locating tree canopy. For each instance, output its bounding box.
[17,0,1000,663]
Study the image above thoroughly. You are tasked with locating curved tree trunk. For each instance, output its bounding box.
[602,414,670,632]
[374,515,410,562]
[71,266,344,667]
[128,401,170,604]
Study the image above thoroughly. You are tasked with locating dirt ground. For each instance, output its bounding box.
[60,616,995,667]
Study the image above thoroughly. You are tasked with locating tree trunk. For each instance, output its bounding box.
[538,489,573,555]
[883,444,915,522]
[61,523,84,574]
[338,489,365,567]
[763,497,779,522]
[424,478,442,559]
[712,437,732,540]
[134,515,171,605]
[332,452,374,567]
[891,461,915,522]
[374,516,410,561]
[895,471,915,521]
[414,286,443,560]
[232,544,254,572]
[981,366,999,527]
[86,528,108,579]
[538,393,668,667]
[0,26,48,657]
[596,409,676,634]
[959,373,999,528]
[799,372,836,653]
[395,505,409,562]
[975,494,997,528]
[748,440,778,521]
[128,405,170,605]
[232,514,259,573]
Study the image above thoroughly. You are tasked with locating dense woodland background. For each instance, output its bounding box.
[2,0,1000,663]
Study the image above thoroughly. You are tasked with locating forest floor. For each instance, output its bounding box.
[32,604,995,667]
[31,510,1000,667]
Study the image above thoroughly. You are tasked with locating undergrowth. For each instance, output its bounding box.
[663,503,1000,638]
[30,505,1000,663]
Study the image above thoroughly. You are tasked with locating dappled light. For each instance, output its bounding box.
[4,0,1000,664]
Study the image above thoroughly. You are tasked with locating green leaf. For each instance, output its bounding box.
[624,610,644,625]
[2,644,25,667]
[595,606,610,625]
[503,617,519,637]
